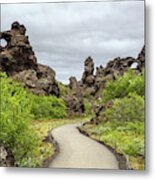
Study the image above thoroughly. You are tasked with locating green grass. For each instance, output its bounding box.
[81,120,144,170]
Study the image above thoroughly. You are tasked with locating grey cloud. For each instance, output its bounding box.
[1,1,144,83]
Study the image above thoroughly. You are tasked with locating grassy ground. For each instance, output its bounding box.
[80,121,144,170]
[29,117,89,167]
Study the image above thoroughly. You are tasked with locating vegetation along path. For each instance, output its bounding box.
[49,123,119,169]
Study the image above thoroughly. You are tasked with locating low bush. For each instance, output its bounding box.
[58,82,70,97]
[102,69,144,103]
[31,94,67,120]
[103,93,144,123]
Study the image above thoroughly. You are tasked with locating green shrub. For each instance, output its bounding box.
[58,82,70,97]
[103,93,144,123]
[102,69,144,103]
[0,72,67,167]
[84,99,92,115]
[31,94,67,120]
[0,72,38,166]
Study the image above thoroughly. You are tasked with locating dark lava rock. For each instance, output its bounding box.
[0,145,14,167]
[93,46,145,95]
[64,91,85,116]
[67,46,145,115]
[82,56,95,87]
[0,22,59,96]
[137,45,145,68]
[69,76,79,90]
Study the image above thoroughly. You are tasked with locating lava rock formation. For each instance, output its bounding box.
[0,22,59,96]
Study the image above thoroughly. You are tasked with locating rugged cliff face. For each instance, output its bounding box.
[0,22,60,96]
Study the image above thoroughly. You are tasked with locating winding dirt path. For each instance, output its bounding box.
[49,123,119,169]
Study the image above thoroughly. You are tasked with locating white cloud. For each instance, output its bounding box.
[1,1,144,83]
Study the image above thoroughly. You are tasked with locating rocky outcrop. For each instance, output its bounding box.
[0,22,59,96]
[0,145,14,167]
[64,91,85,116]
[69,76,79,90]
[67,57,96,115]
[137,45,145,68]
[81,46,145,96]
[65,76,85,115]
[82,56,95,87]
[0,22,37,75]
[95,46,145,91]
[12,64,60,96]
[67,46,145,115]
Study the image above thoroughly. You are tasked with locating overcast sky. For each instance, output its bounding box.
[1,1,144,84]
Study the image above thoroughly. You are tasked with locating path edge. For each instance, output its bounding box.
[42,131,60,168]
[77,126,129,170]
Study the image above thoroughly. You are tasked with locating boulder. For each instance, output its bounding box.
[0,145,14,167]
